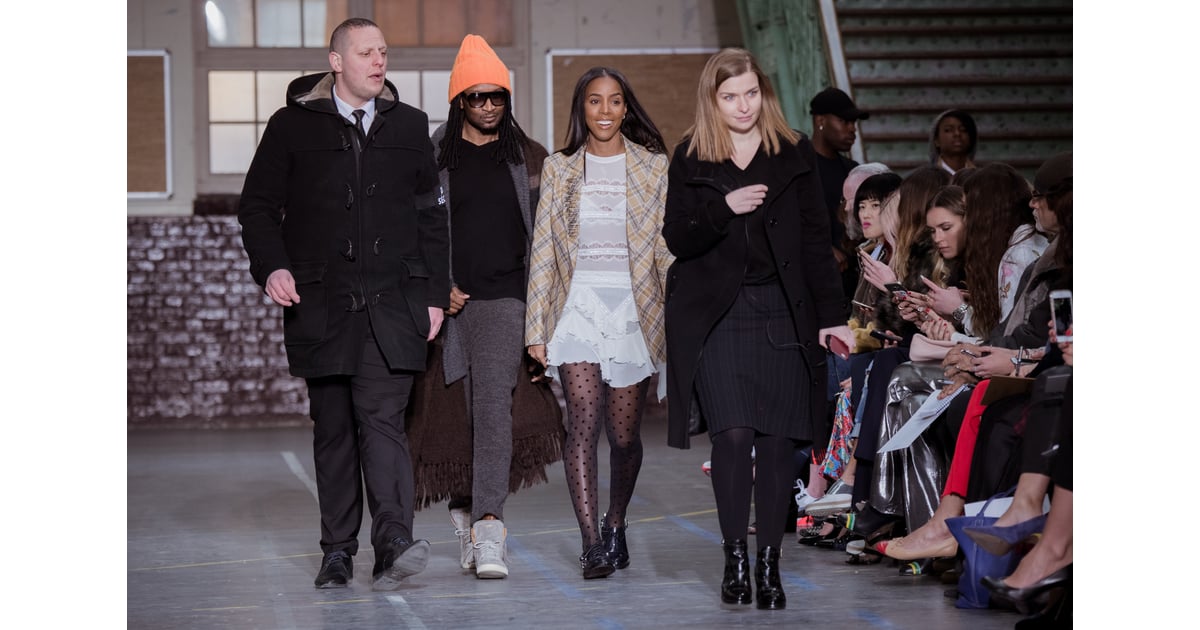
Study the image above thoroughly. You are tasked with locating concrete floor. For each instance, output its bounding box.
[127,400,1035,629]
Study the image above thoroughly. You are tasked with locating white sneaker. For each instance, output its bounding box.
[449,508,474,570]
[804,479,853,517]
[471,519,509,579]
[793,478,819,512]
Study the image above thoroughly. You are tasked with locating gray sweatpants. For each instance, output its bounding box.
[456,298,525,522]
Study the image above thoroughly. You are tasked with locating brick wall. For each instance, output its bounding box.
[128,216,309,428]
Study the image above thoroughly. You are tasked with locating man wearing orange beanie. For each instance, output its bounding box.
[427,34,549,579]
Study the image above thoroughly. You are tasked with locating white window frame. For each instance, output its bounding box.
[192,0,531,195]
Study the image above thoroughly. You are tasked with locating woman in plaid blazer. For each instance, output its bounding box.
[525,67,672,580]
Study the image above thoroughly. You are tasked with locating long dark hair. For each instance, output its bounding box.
[436,89,531,171]
[561,67,666,156]
[960,163,1035,335]
[1052,188,1072,287]
[894,166,952,283]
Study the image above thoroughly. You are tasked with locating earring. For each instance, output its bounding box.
[819,125,824,131]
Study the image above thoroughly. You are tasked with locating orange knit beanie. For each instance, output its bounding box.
[447,34,511,103]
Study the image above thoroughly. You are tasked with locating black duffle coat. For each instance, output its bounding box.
[239,73,450,377]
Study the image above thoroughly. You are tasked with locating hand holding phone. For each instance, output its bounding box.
[884,282,909,300]
[1050,290,1072,342]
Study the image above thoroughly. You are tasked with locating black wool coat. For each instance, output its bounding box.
[239,73,450,377]
[662,135,848,448]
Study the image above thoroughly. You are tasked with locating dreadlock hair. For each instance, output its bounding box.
[960,163,1035,335]
[561,67,667,156]
[436,89,531,171]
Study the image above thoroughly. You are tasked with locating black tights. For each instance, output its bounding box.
[559,362,650,551]
[710,427,795,549]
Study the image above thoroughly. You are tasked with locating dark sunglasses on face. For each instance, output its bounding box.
[465,90,507,108]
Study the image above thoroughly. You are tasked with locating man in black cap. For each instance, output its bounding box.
[809,87,870,300]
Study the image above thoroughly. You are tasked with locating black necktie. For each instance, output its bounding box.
[352,109,367,142]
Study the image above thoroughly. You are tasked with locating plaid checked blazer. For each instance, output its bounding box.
[524,140,673,365]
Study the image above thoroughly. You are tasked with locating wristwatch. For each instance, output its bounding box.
[951,302,969,323]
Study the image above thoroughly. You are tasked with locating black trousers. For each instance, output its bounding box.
[306,328,416,556]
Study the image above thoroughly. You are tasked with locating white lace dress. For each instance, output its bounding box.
[546,152,654,388]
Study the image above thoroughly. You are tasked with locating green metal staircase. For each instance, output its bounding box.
[838,0,1072,175]
[737,0,1072,178]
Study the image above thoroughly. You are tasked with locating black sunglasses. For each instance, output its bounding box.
[464,90,507,108]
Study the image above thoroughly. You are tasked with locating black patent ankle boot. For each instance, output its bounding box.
[601,523,630,569]
[720,539,752,604]
[755,546,786,610]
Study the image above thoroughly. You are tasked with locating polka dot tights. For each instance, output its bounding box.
[559,362,650,551]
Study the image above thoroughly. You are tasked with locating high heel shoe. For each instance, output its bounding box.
[600,522,629,569]
[981,565,1071,616]
[964,514,1047,556]
[720,539,752,605]
[848,505,904,550]
[754,546,786,610]
[579,543,615,579]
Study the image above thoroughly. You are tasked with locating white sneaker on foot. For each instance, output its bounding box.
[793,478,820,512]
[804,479,853,517]
[449,508,474,570]
[471,520,509,579]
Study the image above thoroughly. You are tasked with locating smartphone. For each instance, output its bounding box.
[960,348,979,358]
[1049,289,1072,342]
[870,329,903,344]
[851,299,876,313]
[827,334,851,360]
[884,282,909,300]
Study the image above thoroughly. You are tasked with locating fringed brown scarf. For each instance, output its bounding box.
[405,337,565,509]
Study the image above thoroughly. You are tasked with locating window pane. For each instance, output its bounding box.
[468,0,513,46]
[257,0,302,47]
[421,71,451,116]
[257,71,302,120]
[304,0,348,47]
[206,0,254,47]
[210,123,258,173]
[209,71,256,122]
[375,0,419,47]
[386,71,421,107]
[422,0,467,46]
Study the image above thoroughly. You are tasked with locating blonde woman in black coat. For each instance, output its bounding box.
[662,48,853,610]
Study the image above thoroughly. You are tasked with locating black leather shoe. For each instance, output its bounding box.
[371,537,431,591]
[580,542,615,579]
[314,550,352,589]
[754,546,786,610]
[797,516,839,546]
[982,565,1071,616]
[601,523,630,569]
[720,539,752,605]
[848,504,904,547]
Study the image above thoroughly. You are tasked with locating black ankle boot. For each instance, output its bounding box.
[601,524,630,569]
[755,546,786,610]
[720,539,752,605]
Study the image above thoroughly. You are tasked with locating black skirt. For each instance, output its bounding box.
[694,282,811,440]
